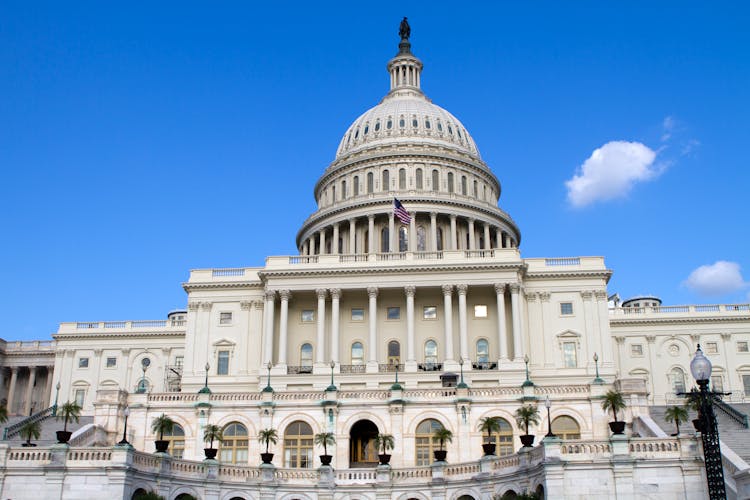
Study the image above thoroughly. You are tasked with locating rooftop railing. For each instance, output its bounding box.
[611,303,750,317]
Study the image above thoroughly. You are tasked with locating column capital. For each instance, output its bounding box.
[253,300,265,310]
[494,283,507,294]
[450,214,457,221]
[367,214,375,221]
[456,284,468,296]
[594,290,608,300]
[721,332,732,341]
[646,335,657,344]
[614,336,626,345]
[315,288,327,300]
[442,284,453,296]
[404,285,416,298]
[430,211,437,218]
[509,283,522,293]
[279,289,292,301]
[367,287,379,298]
[264,290,277,301]
[240,301,252,310]
[525,292,537,302]
[188,301,201,311]
[580,290,594,300]
[200,302,212,310]
[539,291,551,302]
[329,288,342,300]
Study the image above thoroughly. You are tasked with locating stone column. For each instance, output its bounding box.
[457,285,469,363]
[504,233,511,249]
[409,212,416,251]
[44,367,54,408]
[582,290,596,369]
[495,229,502,249]
[430,212,438,251]
[510,283,523,360]
[308,237,315,255]
[332,223,340,255]
[495,284,508,361]
[388,213,395,253]
[7,367,18,415]
[442,285,455,363]
[367,287,379,372]
[316,289,327,365]
[366,215,374,254]
[468,219,476,250]
[449,215,457,250]
[23,367,37,415]
[539,292,553,367]
[263,291,276,366]
[483,223,491,250]
[319,229,326,255]
[349,219,356,254]
[595,290,612,364]
[405,286,416,370]
[330,289,341,364]
[277,290,291,366]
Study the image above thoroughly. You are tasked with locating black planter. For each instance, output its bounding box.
[261,452,274,464]
[56,431,72,444]
[482,443,496,456]
[433,450,447,462]
[692,418,704,433]
[519,434,535,447]
[609,421,626,435]
[319,454,332,466]
[21,442,37,447]
[378,453,391,465]
[204,448,217,459]
[154,440,169,453]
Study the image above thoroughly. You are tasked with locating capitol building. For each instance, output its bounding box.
[1,21,749,500]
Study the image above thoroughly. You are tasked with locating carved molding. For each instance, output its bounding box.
[494,283,507,295]
[279,289,292,301]
[525,292,537,302]
[367,287,379,298]
[200,302,212,311]
[646,335,656,344]
[330,288,342,300]
[315,288,327,300]
[441,284,453,296]
[188,302,201,311]
[264,290,276,301]
[539,291,551,302]
[456,284,468,295]
[614,336,626,345]
[508,283,521,293]
[580,290,594,300]
[404,285,416,297]
[240,301,252,311]
[595,290,608,300]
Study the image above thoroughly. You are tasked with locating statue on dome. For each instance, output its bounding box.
[399,17,411,40]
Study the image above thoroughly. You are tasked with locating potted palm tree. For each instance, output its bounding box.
[601,389,627,434]
[151,414,175,453]
[684,388,703,432]
[258,428,278,464]
[375,433,395,465]
[314,431,336,466]
[20,420,41,447]
[478,416,501,456]
[664,405,689,436]
[56,401,82,444]
[0,404,8,424]
[515,404,540,447]
[203,424,223,459]
[432,425,453,462]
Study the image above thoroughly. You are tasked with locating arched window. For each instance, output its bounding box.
[351,342,364,365]
[353,176,359,196]
[163,422,185,459]
[416,168,423,189]
[399,168,406,189]
[437,228,444,251]
[364,230,369,254]
[332,185,336,202]
[284,421,313,468]
[220,422,248,464]
[388,341,400,365]
[342,180,347,200]
[417,226,426,251]
[473,180,478,198]
[398,226,408,252]
[415,419,443,465]
[367,172,374,193]
[382,170,390,192]
[432,170,439,191]
[338,237,343,254]
[136,379,149,393]
[300,343,313,371]
[670,367,686,394]
[489,417,514,456]
[476,339,489,367]
[447,173,454,193]
[551,416,581,440]
[424,340,438,367]
[381,227,389,252]
[461,175,467,195]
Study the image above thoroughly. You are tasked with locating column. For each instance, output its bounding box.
[495,228,502,249]
[349,219,356,254]
[405,286,416,370]
[430,212,438,251]
[319,229,326,255]
[510,283,523,360]
[442,285,455,363]
[332,223,340,255]
[330,289,341,363]
[23,367,36,415]
[316,289,327,364]
[302,240,309,256]
[457,285,469,363]
[388,213,395,253]
[263,291,276,366]
[44,367,54,408]
[468,219,476,250]
[483,223,491,250]
[367,287,379,372]
[409,212,416,251]
[504,233,510,249]
[449,215,457,250]
[309,236,315,255]
[7,367,18,415]
[368,215,375,254]
[540,292,553,367]
[582,291,596,369]
[494,284,508,361]
[595,290,612,364]
[278,290,291,366]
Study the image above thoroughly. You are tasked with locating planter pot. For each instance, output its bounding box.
[56,431,72,444]
[433,450,447,462]
[260,452,274,464]
[519,434,535,447]
[21,442,37,447]
[154,440,170,453]
[204,448,218,459]
[482,443,496,456]
[609,421,626,435]
[378,453,391,465]
[692,418,704,433]
[319,454,332,466]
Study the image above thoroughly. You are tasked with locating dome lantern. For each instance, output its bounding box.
[387,17,424,94]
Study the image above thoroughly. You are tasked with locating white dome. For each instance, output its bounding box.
[335,92,481,160]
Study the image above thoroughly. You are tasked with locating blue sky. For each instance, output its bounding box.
[1,2,748,340]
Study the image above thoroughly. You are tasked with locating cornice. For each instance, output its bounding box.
[182,282,263,292]
[53,330,187,341]
[525,270,613,282]
[258,261,526,280]
[610,315,750,326]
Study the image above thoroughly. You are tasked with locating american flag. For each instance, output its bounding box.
[394,198,411,224]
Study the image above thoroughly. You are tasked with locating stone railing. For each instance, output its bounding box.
[610,303,750,317]
[60,319,188,333]
[3,340,56,352]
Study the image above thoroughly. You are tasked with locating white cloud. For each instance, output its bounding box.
[661,116,675,142]
[683,261,747,296]
[565,141,660,208]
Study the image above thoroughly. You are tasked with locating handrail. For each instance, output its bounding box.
[3,405,56,439]
[712,394,749,428]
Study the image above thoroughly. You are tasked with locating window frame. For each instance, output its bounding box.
[386,306,401,320]
[219,312,233,325]
[217,350,230,375]
[422,306,437,320]
[301,309,315,323]
[560,302,574,316]
[78,357,89,369]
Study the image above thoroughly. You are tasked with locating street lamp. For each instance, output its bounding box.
[326,360,337,392]
[457,357,468,389]
[690,345,726,499]
[391,362,403,391]
[593,352,604,384]
[544,395,556,438]
[522,354,534,387]
[53,381,61,416]
[117,406,131,446]
[262,361,274,393]
[198,362,211,394]
[136,358,150,394]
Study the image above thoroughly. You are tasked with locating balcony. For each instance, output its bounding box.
[287,365,313,375]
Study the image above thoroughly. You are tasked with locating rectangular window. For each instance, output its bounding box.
[217,350,230,375]
[562,342,577,368]
[560,302,574,315]
[301,310,315,322]
[351,308,364,321]
[387,307,401,320]
[219,312,232,325]
[743,375,750,396]
[630,344,643,356]
[711,375,724,393]
[175,355,184,367]
[423,306,437,319]
[738,341,749,353]
[705,342,718,354]
[74,389,85,407]
[106,357,117,368]
[78,357,89,368]
[474,305,488,318]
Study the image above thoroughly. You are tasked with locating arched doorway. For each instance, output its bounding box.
[349,420,378,467]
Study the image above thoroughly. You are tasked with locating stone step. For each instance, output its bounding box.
[2,416,94,446]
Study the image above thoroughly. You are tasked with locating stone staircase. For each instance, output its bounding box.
[1,413,94,447]
[649,403,750,462]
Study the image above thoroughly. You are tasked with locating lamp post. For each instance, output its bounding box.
[593,352,604,384]
[544,395,556,438]
[690,344,726,499]
[117,406,131,446]
[522,354,534,387]
[198,362,211,394]
[53,381,61,416]
[262,361,273,393]
[391,362,402,391]
[136,358,150,394]
[326,360,337,392]
[457,357,468,389]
